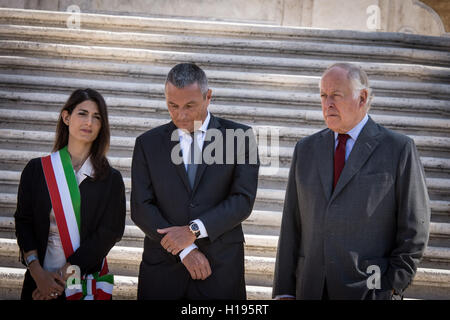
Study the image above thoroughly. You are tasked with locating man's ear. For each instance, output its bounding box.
[205,89,212,102]
[61,110,70,126]
[359,89,368,107]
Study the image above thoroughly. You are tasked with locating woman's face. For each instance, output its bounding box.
[62,100,102,146]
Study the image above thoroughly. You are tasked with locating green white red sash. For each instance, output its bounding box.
[41,146,114,300]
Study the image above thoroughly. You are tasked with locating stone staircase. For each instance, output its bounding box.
[0,8,449,300]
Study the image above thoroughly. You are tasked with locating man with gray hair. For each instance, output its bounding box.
[273,62,430,299]
[131,63,259,299]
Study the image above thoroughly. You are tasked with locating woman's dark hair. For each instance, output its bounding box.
[53,88,111,180]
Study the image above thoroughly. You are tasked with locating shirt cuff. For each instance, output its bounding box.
[192,219,208,239]
[179,243,198,261]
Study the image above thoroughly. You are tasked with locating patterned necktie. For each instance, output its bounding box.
[187,132,201,188]
[333,133,350,189]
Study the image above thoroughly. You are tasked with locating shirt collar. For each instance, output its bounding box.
[334,114,369,141]
[177,111,211,139]
[198,111,211,133]
[75,156,94,184]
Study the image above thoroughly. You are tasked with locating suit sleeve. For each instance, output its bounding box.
[197,127,260,242]
[383,138,430,294]
[67,170,126,275]
[272,141,301,298]
[130,136,172,242]
[14,159,39,264]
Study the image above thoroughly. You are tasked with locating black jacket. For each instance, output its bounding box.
[14,157,126,299]
[131,114,260,299]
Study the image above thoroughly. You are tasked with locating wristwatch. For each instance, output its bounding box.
[189,222,201,238]
[25,254,38,267]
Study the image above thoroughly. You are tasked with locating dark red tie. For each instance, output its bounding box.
[333,134,350,189]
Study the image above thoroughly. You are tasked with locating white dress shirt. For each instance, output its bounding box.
[42,156,94,272]
[177,112,210,261]
[275,114,369,299]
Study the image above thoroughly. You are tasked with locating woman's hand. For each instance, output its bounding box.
[29,263,65,298]
[31,288,60,300]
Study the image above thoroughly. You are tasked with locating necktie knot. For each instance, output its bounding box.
[338,133,350,144]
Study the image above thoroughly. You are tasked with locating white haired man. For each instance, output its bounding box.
[272,62,430,300]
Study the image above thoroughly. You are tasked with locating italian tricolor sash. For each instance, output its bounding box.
[41,146,114,300]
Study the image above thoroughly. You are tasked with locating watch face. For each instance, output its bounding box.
[191,223,199,232]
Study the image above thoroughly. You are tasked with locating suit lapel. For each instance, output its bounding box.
[191,114,221,194]
[330,117,381,202]
[164,121,192,193]
[317,129,335,202]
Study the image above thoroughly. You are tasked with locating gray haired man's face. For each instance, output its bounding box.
[165,82,212,133]
[320,67,368,134]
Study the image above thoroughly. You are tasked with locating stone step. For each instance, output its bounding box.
[1,40,449,82]
[1,145,448,181]
[1,74,449,118]
[1,25,449,66]
[1,125,450,163]
[1,239,449,299]
[0,195,448,238]
[1,217,449,263]
[0,146,450,192]
[4,189,449,239]
[251,189,450,215]
[1,8,448,52]
[0,236,448,278]
[0,165,448,217]
[0,160,448,199]
[1,56,449,100]
[8,162,450,198]
[0,93,448,138]
[0,151,449,202]
[2,110,450,155]
[0,266,271,300]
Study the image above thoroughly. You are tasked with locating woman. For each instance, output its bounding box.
[14,88,126,300]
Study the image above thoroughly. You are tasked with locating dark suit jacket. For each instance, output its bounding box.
[131,114,259,299]
[14,158,126,300]
[273,117,430,300]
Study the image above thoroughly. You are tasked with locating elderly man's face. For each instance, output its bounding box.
[320,67,367,134]
[165,82,211,133]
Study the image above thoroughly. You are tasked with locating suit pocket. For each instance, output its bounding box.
[357,173,394,217]
[358,172,393,186]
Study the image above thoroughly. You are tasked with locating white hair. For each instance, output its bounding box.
[320,62,373,110]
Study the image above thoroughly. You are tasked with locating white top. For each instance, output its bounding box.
[176,112,210,261]
[42,156,94,272]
